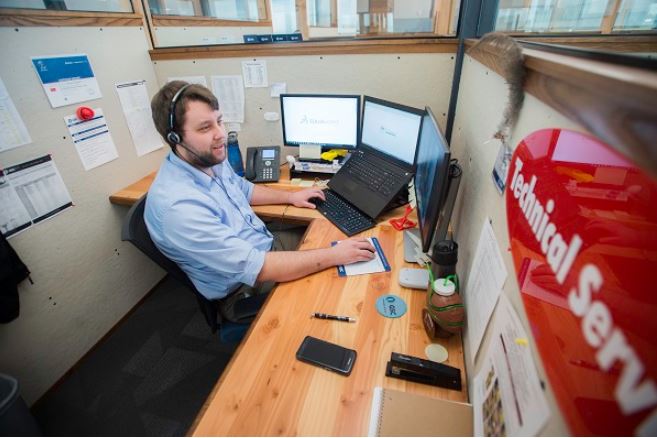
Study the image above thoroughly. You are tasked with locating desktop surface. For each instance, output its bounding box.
[189,220,467,436]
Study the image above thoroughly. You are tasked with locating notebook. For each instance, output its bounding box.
[368,387,473,437]
[327,96,424,220]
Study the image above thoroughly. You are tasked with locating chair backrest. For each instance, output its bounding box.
[121,195,219,333]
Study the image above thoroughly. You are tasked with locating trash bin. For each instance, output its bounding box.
[0,373,41,436]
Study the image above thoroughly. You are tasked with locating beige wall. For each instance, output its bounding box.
[449,54,585,435]
[0,26,166,404]
[152,52,456,156]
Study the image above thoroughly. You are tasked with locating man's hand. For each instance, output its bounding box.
[331,238,376,265]
[288,188,326,209]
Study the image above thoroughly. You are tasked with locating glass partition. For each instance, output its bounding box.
[495,0,657,33]
[0,0,133,12]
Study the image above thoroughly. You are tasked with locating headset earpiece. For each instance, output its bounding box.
[167,131,181,145]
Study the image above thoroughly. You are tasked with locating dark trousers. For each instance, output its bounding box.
[219,221,305,321]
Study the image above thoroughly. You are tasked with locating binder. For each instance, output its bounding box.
[368,387,473,436]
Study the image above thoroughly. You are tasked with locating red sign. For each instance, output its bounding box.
[505,129,657,435]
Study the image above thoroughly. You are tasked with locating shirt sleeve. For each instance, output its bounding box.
[161,198,265,287]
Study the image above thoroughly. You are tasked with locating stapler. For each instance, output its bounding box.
[385,352,462,391]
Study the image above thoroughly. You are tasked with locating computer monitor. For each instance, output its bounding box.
[415,107,451,254]
[360,96,424,166]
[280,94,360,149]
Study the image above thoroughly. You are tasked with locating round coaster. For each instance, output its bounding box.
[425,343,449,363]
[375,294,407,318]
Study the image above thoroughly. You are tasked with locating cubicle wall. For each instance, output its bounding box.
[0,26,167,404]
[0,28,456,404]
[151,52,455,156]
[449,54,584,435]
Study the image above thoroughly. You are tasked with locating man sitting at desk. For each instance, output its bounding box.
[145,81,375,312]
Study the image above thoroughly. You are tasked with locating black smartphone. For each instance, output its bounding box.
[296,336,357,376]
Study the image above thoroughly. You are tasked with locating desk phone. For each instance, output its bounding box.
[245,146,280,183]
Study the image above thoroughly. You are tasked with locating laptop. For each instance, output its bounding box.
[313,96,424,236]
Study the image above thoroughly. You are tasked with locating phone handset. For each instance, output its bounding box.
[245,148,258,181]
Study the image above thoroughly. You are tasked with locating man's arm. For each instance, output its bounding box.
[256,238,375,282]
[250,184,325,208]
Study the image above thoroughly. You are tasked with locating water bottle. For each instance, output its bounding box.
[429,240,458,281]
[226,131,245,176]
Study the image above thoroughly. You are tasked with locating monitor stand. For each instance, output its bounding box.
[399,229,432,289]
[403,228,422,263]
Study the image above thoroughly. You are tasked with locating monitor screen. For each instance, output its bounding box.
[415,107,451,253]
[280,94,360,149]
[360,97,423,166]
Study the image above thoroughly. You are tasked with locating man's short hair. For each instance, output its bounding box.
[151,81,219,148]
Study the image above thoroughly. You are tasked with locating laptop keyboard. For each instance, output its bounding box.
[311,190,376,237]
[343,155,405,197]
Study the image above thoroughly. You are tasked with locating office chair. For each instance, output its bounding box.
[121,195,267,342]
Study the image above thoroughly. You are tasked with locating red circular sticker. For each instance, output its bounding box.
[505,129,657,435]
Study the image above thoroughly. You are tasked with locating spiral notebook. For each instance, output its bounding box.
[368,387,473,436]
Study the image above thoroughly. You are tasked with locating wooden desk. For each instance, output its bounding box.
[190,219,467,436]
[111,167,467,435]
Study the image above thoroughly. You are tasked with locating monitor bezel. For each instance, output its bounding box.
[279,93,361,150]
[415,106,451,254]
[359,95,425,170]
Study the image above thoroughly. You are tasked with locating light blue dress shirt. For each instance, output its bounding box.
[144,152,273,300]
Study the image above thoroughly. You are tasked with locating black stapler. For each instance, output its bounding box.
[385,352,462,391]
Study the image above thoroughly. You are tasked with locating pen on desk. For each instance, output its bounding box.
[311,312,356,323]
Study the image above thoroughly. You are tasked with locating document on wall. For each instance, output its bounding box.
[64,108,118,171]
[465,218,508,361]
[0,155,73,238]
[473,294,550,436]
[211,75,245,123]
[241,60,268,88]
[167,75,208,87]
[31,54,102,108]
[115,80,163,156]
[0,76,32,152]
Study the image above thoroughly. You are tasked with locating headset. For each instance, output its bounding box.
[166,83,192,146]
[166,83,216,168]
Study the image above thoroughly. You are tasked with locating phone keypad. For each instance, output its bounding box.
[262,166,273,180]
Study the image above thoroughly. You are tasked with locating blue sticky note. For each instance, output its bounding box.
[375,294,407,318]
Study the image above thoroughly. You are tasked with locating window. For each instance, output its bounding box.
[148,0,268,21]
[0,0,133,12]
[304,0,459,37]
[495,0,657,33]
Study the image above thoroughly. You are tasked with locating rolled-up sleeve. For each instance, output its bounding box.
[161,198,265,297]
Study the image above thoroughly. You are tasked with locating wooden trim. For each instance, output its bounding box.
[149,38,458,60]
[491,34,657,52]
[132,0,155,50]
[601,0,622,34]
[330,0,338,28]
[0,8,143,26]
[466,38,657,181]
[152,15,272,27]
[433,0,454,35]
[295,0,309,41]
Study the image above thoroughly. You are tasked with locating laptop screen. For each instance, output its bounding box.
[360,98,423,165]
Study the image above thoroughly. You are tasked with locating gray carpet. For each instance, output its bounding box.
[32,276,238,436]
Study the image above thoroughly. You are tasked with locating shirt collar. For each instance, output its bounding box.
[167,151,223,189]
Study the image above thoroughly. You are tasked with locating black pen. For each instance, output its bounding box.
[311,312,356,323]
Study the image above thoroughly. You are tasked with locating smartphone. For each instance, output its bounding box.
[296,336,357,376]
